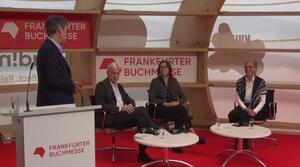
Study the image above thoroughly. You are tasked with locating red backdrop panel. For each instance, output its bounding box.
[0,11,94,49]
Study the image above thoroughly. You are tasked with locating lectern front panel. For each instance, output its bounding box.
[22,111,95,167]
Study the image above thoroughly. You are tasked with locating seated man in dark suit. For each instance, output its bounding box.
[95,62,159,163]
[228,60,267,124]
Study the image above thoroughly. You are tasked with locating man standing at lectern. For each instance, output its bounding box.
[36,15,81,106]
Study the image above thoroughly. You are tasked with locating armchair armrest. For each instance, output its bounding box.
[183,101,190,113]
[234,100,238,109]
[146,102,157,119]
[268,102,277,120]
[95,109,107,129]
[96,109,120,130]
[146,101,191,119]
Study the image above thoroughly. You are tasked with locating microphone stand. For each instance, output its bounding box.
[78,89,84,107]
[25,63,34,112]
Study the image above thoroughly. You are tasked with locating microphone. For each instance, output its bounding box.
[25,63,34,112]
[78,89,84,107]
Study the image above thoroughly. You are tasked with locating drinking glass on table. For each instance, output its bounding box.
[215,118,221,130]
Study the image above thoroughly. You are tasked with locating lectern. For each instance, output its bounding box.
[1,104,101,167]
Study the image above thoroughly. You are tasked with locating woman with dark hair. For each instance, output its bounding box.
[149,60,205,152]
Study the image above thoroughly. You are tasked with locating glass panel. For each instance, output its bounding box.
[98,15,176,48]
[222,0,300,12]
[208,51,300,83]
[0,92,37,125]
[210,16,300,49]
[105,0,182,11]
[98,14,213,48]
[0,0,75,9]
[0,52,68,85]
[101,0,189,48]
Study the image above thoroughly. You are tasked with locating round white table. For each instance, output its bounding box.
[134,131,199,167]
[210,123,271,167]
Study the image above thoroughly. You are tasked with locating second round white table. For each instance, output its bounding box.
[134,131,199,167]
[210,123,271,167]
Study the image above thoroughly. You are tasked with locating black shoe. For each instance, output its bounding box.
[141,127,160,136]
[169,128,183,134]
[152,128,160,136]
[197,137,206,144]
[171,147,183,153]
[138,153,154,163]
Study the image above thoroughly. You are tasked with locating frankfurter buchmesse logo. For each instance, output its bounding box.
[99,58,115,69]
[34,147,46,158]
[1,22,19,39]
[32,140,91,159]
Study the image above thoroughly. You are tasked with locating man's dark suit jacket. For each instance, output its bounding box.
[36,38,75,106]
[94,78,136,128]
[95,78,135,113]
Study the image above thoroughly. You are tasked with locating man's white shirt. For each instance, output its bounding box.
[110,81,123,111]
[237,76,266,113]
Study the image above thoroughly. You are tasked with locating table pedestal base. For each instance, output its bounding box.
[141,148,194,167]
[217,138,267,167]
